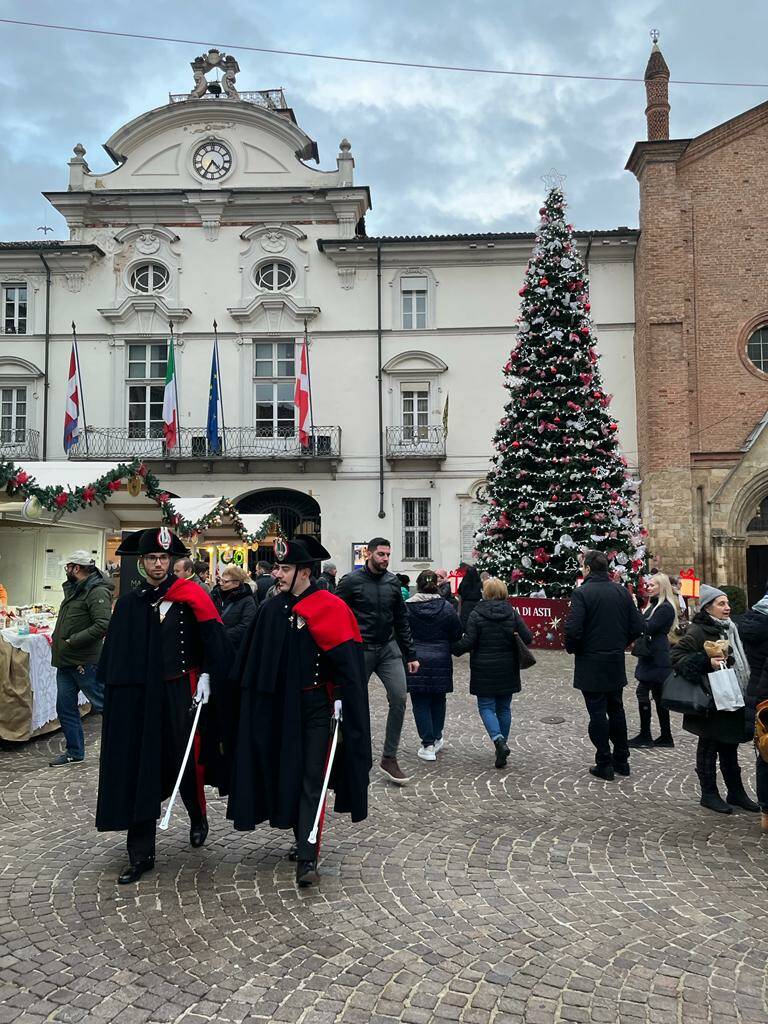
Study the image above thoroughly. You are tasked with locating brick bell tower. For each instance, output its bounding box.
[626,33,696,574]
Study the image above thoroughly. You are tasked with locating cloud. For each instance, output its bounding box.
[1,0,766,240]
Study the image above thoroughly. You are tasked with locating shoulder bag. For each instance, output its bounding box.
[661,669,714,715]
[632,633,652,658]
[515,633,536,669]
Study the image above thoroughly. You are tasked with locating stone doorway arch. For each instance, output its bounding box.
[234,487,321,563]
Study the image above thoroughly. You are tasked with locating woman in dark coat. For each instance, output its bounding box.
[670,584,758,814]
[458,564,482,629]
[629,572,676,748]
[732,592,768,831]
[454,577,532,769]
[405,570,463,761]
[214,566,257,653]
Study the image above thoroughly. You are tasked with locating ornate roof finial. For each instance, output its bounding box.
[541,168,566,192]
[650,27,660,48]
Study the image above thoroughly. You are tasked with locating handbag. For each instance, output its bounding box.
[755,699,768,763]
[661,669,714,715]
[632,633,652,658]
[706,666,745,712]
[515,633,536,669]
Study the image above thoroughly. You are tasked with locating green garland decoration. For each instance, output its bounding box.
[0,459,277,545]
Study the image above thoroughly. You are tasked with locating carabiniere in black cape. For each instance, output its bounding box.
[227,581,372,831]
[95,574,232,831]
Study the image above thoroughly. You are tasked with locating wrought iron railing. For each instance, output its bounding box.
[386,425,446,459]
[168,88,288,109]
[0,428,40,460]
[67,426,341,461]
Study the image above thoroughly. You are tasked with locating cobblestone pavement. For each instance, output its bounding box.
[1,650,767,1024]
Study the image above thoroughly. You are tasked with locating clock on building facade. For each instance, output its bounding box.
[192,140,232,180]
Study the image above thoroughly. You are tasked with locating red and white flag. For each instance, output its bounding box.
[63,344,80,452]
[294,337,310,446]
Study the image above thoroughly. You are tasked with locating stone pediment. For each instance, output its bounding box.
[98,294,191,335]
[227,294,319,334]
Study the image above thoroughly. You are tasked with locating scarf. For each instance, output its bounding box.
[753,595,768,617]
[703,613,749,692]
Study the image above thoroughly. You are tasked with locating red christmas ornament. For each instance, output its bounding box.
[580,373,593,387]
[108,479,122,492]
[158,492,171,504]
[511,441,521,449]
[518,287,527,296]
[137,463,148,478]
[510,568,524,583]
[539,277,549,287]
[580,327,590,336]
[83,486,96,503]
[533,546,550,564]
[11,471,29,486]
[608,423,618,432]
[54,492,68,508]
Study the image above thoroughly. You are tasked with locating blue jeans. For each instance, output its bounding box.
[56,665,104,760]
[410,693,446,746]
[477,695,512,742]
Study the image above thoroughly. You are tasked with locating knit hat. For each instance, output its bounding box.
[698,583,726,609]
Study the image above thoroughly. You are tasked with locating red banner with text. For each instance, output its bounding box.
[509,597,570,649]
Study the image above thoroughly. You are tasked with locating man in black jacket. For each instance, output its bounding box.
[252,560,275,603]
[565,550,645,780]
[336,538,419,785]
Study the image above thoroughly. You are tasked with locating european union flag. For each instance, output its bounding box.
[206,341,220,454]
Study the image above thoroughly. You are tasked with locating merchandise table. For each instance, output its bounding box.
[0,630,88,742]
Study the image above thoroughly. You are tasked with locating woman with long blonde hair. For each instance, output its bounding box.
[629,572,678,749]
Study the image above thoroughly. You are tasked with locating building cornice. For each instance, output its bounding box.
[318,232,636,267]
[625,139,691,177]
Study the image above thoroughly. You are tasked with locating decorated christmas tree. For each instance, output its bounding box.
[474,180,647,596]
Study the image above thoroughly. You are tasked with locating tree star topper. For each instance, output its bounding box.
[541,168,567,191]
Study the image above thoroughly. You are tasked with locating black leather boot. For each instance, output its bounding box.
[494,737,510,769]
[118,858,155,884]
[720,745,761,812]
[628,702,653,748]
[653,704,674,747]
[697,738,732,813]
[296,859,320,887]
[190,817,209,848]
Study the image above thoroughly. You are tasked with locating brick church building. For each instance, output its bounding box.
[629,39,768,604]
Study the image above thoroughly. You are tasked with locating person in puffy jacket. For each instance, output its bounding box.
[454,577,532,769]
[211,566,256,654]
[671,584,758,815]
[628,572,677,748]
[405,570,463,762]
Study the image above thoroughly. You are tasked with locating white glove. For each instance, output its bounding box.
[195,673,211,705]
[333,699,342,720]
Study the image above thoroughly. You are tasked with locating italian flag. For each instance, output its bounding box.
[162,336,178,449]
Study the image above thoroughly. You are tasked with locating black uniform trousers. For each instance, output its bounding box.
[127,675,206,864]
[294,686,334,862]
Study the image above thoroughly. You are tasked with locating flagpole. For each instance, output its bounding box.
[169,322,181,454]
[71,321,89,456]
[303,318,316,451]
[213,319,226,453]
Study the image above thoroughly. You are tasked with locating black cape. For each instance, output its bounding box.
[95,575,232,831]
[227,584,372,830]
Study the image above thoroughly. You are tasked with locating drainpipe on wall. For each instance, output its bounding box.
[697,484,708,581]
[38,252,52,460]
[376,239,385,519]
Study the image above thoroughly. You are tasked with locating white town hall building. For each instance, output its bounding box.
[0,49,637,600]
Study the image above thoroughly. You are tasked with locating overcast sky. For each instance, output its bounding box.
[1,0,766,241]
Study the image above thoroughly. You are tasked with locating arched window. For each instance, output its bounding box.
[746,325,768,373]
[130,263,169,293]
[747,495,768,531]
[254,261,296,292]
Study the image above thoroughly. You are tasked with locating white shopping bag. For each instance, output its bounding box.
[707,667,745,712]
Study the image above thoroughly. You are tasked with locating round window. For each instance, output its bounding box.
[254,260,296,291]
[130,263,169,293]
[746,325,768,373]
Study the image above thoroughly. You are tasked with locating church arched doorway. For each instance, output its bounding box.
[746,495,768,606]
[234,488,321,563]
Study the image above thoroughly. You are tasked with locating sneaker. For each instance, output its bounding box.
[433,737,444,753]
[380,756,410,785]
[417,745,436,761]
[49,752,84,766]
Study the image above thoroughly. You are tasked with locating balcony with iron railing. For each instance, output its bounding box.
[66,425,341,467]
[386,425,446,463]
[0,428,40,461]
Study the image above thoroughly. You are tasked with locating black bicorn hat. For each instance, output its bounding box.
[116,527,190,557]
[273,535,330,566]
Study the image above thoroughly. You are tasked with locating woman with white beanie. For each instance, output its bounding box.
[670,584,759,814]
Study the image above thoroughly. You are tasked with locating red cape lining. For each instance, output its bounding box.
[165,577,222,623]
[294,589,362,651]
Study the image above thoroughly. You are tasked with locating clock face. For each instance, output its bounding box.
[193,140,232,180]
